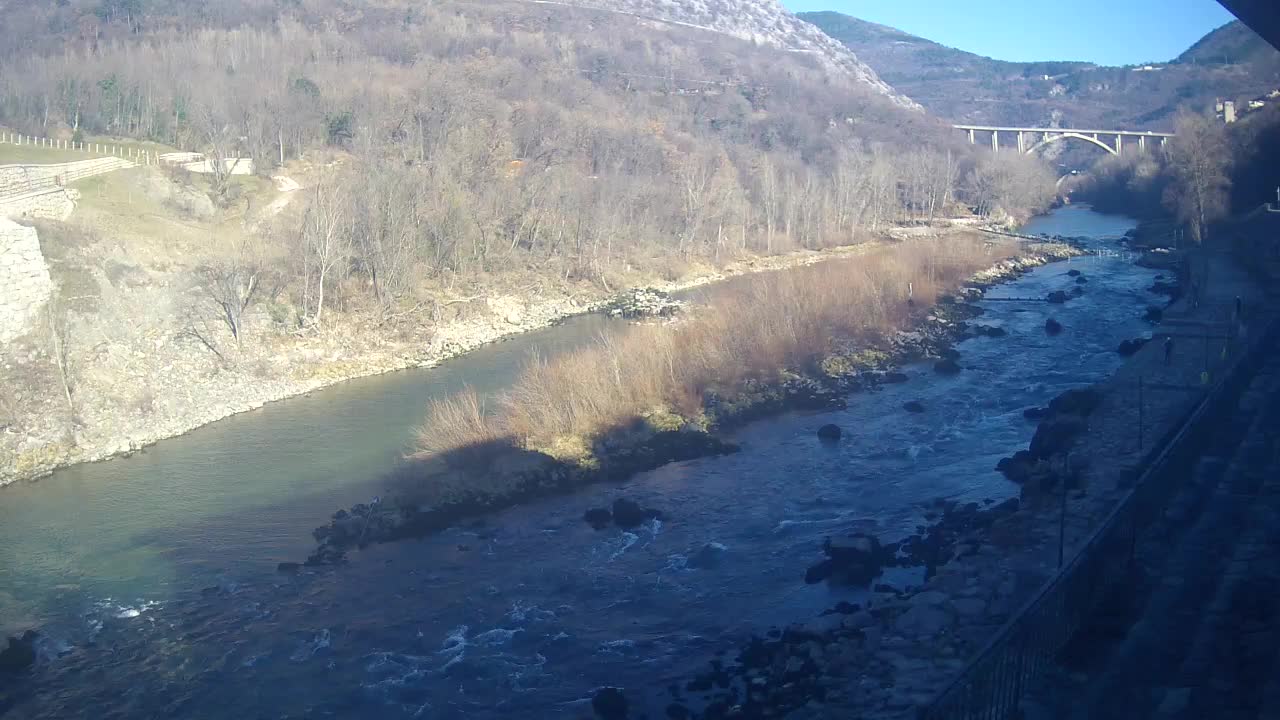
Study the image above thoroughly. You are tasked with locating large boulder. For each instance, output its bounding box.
[819,533,893,586]
[583,507,613,530]
[1029,415,1088,459]
[593,687,630,720]
[0,631,37,674]
[611,498,661,529]
[1118,338,1149,357]
[1067,269,1081,277]
[1047,291,1068,304]
[934,358,962,375]
[1048,387,1102,417]
[903,400,926,413]
[1044,318,1063,335]
[817,424,842,442]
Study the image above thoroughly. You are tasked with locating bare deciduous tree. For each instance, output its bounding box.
[1163,110,1232,244]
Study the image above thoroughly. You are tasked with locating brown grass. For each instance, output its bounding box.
[415,235,1013,460]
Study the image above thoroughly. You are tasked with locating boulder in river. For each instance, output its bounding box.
[811,533,893,586]
[593,687,630,719]
[1118,337,1149,356]
[974,325,1007,337]
[1067,269,1081,277]
[882,372,909,384]
[1075,275,1088,284]
[583,507,613,530]
[1047,290,1068,304]
[1029,415,1088,459]
[0,631,37,674]
[1047,387,1102,416]
[1044,318,1063,335]
[996,450,1037,483]
[817,424,842,442]
[1143,305,1163,323]
[1023,406,1050,421]
[903,401,925,413]
[276,562,301,574]
[611,498,660,529]
[688,542,728,569]
[934,358,961,375]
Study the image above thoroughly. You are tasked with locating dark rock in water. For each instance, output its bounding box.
[593,687,629,720]
[903,401,925,413]
[934,358,961,375]
[1067,269,1081,277]
[823,601,861,616]
[1118,338,1149,356]
[0,631,37,674]
[583,507,613,530]
[666,703,691,720]
[996,450,1037,483]
[1047,290,1068,304]
[804,559,833,584]
[817,424,842,442]
[1075,276,1088,284]
[611,498,658,529]
[1030,415,1088,459]
[688,542,728,569]
[1023,407,1050,421]
[882,372,909,384]
[1155,274,1164,280]
[276,562,301,574]
[939,347,962,361]
[1044,318,1063,335]
[822,533,892,585]
[975,325,1007,337]
[1070,286,1085,297]
[1048,387,1102,417]
[1144,306,1163,323]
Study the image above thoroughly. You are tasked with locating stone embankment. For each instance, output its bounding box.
[0,218,52,344]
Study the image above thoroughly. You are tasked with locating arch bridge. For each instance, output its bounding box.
[954,125,1175,156]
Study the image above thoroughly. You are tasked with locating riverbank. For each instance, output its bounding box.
[307,238,1085,565]
[654,244,1273,719]
[1,237,910,489]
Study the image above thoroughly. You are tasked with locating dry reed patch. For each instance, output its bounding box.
[416,235,1013,459]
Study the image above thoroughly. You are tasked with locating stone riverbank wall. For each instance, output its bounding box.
[0,217,52,343]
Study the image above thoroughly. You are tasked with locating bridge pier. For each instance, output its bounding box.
[968,128,975,145]
[1139,135,1146,152]
[991,130,999,153]
[1116,134,1123,156]
[1017,131,1026,153]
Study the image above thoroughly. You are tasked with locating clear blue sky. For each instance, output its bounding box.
[783,0,1239,65]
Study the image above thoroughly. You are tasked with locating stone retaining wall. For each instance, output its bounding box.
[0,217,53,344]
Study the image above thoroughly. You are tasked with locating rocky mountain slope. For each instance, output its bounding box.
[803,12,1280,129]
[538,0,920,108]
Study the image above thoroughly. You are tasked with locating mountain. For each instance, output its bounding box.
[802,12,1280,130]
[540,0,919,109]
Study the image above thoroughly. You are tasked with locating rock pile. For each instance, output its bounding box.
[599,288,684,319]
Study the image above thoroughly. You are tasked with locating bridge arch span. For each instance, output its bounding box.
[1025,132,1118,156]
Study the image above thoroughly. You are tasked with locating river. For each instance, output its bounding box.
[0,206,1156,718]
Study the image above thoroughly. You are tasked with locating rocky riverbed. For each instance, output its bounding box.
[306,242,1085,565]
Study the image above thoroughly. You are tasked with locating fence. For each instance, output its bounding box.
[0,157,137,203]
[918,307,1279,720]
[0,131,157,166]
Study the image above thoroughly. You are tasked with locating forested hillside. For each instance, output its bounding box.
[805,12,1280,130]
[0,0,1062,485]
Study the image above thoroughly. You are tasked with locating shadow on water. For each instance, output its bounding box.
[2,206,1165,719]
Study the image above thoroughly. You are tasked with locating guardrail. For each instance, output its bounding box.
[918,307,1278,720]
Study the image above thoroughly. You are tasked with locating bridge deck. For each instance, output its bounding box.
[953,124,1175,137]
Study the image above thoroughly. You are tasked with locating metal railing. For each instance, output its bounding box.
[919,311,1278,720]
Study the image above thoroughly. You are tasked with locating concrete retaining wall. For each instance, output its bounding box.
[0,217,53,344]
